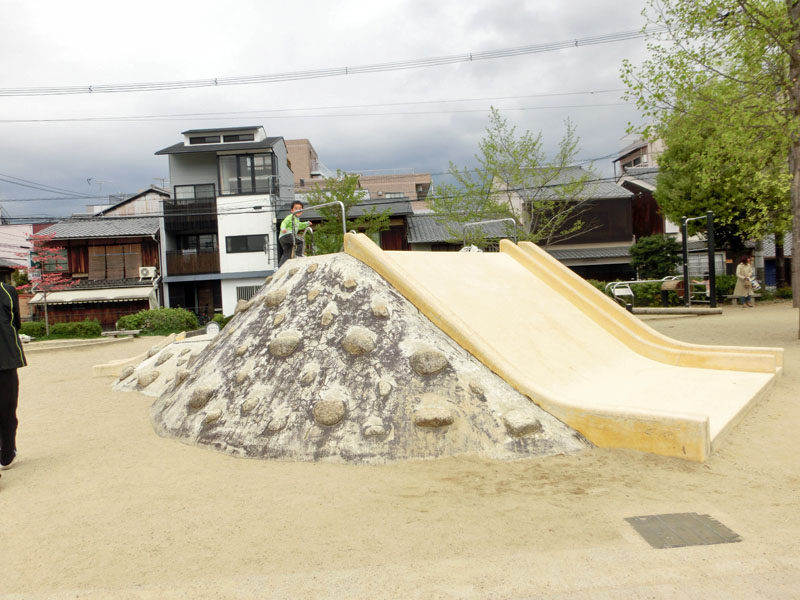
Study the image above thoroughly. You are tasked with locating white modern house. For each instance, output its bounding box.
[155,126,294,318]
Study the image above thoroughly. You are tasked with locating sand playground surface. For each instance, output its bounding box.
[1,301,798,599]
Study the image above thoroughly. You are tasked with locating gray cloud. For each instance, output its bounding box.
[0,0,651,219]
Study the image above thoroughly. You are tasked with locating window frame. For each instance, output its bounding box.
[189,135,221,145]
[225,234,268,254]
[217,152,275,196]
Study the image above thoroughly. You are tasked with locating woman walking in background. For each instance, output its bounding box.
[734,256,755,308]
[1,281,26,470]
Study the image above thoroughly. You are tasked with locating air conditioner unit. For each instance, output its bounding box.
[139,266,157,280]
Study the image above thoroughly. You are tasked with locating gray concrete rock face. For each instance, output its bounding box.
[148,254,589,463]
[341,326,377,355]
[410,348,449,375]
[268,330,301,357]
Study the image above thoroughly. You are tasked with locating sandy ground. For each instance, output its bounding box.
[1,302,798,599]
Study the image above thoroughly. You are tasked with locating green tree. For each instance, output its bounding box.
[621,0,800,332]
[629,234,682,278]
[304,170,391,254]
[655,80,792,252]
[431,108,596,248]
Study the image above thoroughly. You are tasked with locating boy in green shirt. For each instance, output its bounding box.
[278,200,312,267]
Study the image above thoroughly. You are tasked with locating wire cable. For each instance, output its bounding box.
[0,28,663,97]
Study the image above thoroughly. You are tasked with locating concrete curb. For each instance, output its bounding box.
[24,336,134,354]
[92,333,177,377]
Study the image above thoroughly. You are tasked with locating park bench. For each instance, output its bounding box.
[723,294,761,305]
[101,329,141,337]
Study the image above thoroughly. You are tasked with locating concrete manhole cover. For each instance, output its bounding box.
[625,512,742,549]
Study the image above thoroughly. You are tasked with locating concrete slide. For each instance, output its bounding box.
[344,233,782,461]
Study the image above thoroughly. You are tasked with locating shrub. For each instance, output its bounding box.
[714,275,737,301]
[630,235,681,279]
[776,286,793,299]
[116,307,198,336]
[585,279,609,294]
[48,320,102,338]
[20,321,47,337]
[212,313,234,328]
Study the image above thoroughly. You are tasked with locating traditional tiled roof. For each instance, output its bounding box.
[67,278,154,290]
[530,166,633,201]
[406,216,513,244]
[619,166,659,189]
[546,245,632,260]
[37,217,160,240]
[279,196,414,221]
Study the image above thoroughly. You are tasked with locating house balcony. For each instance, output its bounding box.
[164,198,218,232]
[166,249,220,275]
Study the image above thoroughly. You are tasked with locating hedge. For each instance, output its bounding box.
[116,307,198,336]
[48,320,102,339]
[212,313,234,329]
[19,321,47,337]
[584,275,740,307]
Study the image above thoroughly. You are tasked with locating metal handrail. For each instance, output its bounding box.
[605,277,709,306]
[463,218,518,247]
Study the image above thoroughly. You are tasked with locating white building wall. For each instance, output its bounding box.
[216,194,276,276]
[221,277,268,315]
[0,224,33,265]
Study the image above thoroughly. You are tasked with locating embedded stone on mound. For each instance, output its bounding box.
[148,254,589,463]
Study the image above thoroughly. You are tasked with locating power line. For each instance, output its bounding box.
[0,173,92,198]
[0,89,626,124]
[0,28,663,97]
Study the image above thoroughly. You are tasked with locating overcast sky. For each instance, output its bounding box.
[0,0,651,219]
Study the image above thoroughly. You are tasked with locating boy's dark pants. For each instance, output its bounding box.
[0,369,18,465]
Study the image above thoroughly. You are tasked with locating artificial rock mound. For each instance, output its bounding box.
[146,254,588,463]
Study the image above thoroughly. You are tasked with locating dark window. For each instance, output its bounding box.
[174,183,216,201]
[219,153,274,195]
[177,234,218,252]
[223,133,255,142]
[189,136,221,144]
[226,234,267,253]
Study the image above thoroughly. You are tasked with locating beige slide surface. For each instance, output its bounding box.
[344,233,778,461]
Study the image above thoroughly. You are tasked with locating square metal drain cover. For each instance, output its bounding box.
[625,512,742,549]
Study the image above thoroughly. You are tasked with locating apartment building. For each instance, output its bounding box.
[155,126,294,317]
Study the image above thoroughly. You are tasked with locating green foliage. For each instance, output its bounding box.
[20,321,47,337]
[212,313,234,328]
[621,0,800,317]
[630,235,681,279]
[431,108,595,248]
[304,170,391,255]
[12,270,29,288]
[47,320,102,339]
[116,307,198,336]
[776,286,793,299]
[714,275,737,299]
[586,279,608,294]
[654,81,791,248]
[632,282,682,307]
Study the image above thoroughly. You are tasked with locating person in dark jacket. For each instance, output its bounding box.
[1,281,26,470]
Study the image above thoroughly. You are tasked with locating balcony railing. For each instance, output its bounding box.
[166,249,220,275]
[164,198,218,232]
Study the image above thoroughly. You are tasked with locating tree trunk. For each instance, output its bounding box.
[43,292,50,336]
[775,234,787,288]
[788,0,800,336]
